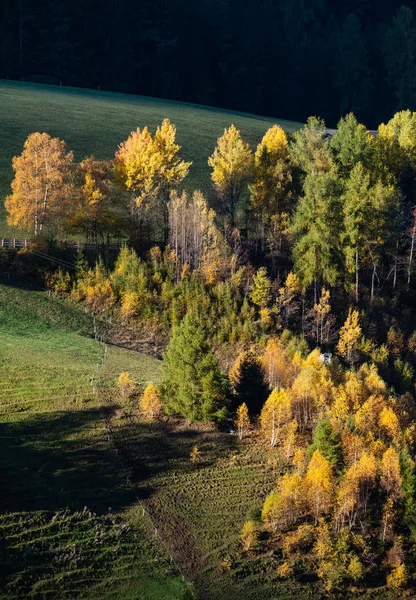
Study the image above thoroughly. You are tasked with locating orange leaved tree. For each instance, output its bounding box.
[5,132,74,236]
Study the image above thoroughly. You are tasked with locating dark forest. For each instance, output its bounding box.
[2,0,416,126]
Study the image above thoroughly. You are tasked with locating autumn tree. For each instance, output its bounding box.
[260,388,291,447]
[337,308,361,365]
[115,119,191,241]
[304,450,334,524]
[306,287,336,346]
[261,337,293,390]
[335,452,377,530]
[118,372,135,398]
[262,473,304,531]
[235,402,250,439]
[161,314,229,422]
[154,119,192,241]
[6,132,75,236]
[140,382,162,419]
[250,125,292,247]
[190,445,201,464]
[380,447,403,541]
[168,190,214,271]
[208,124,253,227]
[275,272,301,331]
[249,266,272,308]
[240,520,258,552]
[72,156,122,244]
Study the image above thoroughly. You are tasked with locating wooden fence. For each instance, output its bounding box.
[1,239,125,250]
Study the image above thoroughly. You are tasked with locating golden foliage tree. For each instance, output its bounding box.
[190,445,201,464]
[261,337,293,391]
[115,119,191,241]
[240,520,258,552]
[380,447,403,541]
[5,132,74,236]
[235,402,250,439]
[335,452,377,530]
[208,124,253,226]
[118,372,135,398]
[337,308,362,365]
[140,382,162,419]
[72,156,120,244]
[250,124,292,246]
[260,388,291,446]
[308,288,336,346]
[304,450,334,524]
[262,473,304,531]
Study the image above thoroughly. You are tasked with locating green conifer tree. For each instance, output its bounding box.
[161,314,229,422]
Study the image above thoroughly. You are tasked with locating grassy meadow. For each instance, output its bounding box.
[0,80,301,237]
[0,278,187,599]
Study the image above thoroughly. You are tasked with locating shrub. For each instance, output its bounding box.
[117,372,135,398]
[240,520,258,552]
[139,383,162,419]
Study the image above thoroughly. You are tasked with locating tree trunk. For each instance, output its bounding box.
[408,217,416,288]
[355,246,359,304]
[371,263,376,306]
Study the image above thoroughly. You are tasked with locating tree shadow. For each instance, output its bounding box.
[0,407,158,515]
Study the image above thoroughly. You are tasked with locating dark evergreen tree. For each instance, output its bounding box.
[230,350,269,417]
[161,314,229,422]
[308,418,343,469]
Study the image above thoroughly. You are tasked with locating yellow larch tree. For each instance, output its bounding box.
[379,405,400,441]
[304,450,334,524]
[71,156,118,244]
[208,124,253,226]
[153,118,192,241]
[5,132,74,236]
[261,337,292,391]
[262,473,304,531]
[380,447,403,541]
[115,119,190,242]
[118,372,135,398]
[240,520,258,552]
[250,124,292,245]
[259,388,291,446]
[140,382,162,419]
[235,402,250,439]
[354,394,387,439]
[335,452,377,530]
[337,308,362,365]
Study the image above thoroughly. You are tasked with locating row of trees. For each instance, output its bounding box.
[3,1,416,126]
[7,109,416,306]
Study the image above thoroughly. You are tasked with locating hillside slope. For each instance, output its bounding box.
[0,279,186,599]
[0,80,301,236]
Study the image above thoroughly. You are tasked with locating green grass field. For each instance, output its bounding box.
[0,278,187,599]
[0,80,301,237]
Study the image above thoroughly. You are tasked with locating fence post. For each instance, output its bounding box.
[13,239,16,249]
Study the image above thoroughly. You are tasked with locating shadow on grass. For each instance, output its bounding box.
[106,414,238,499]
[0,407,151,515]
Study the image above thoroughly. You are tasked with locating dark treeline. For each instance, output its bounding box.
[2,0,416,126]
